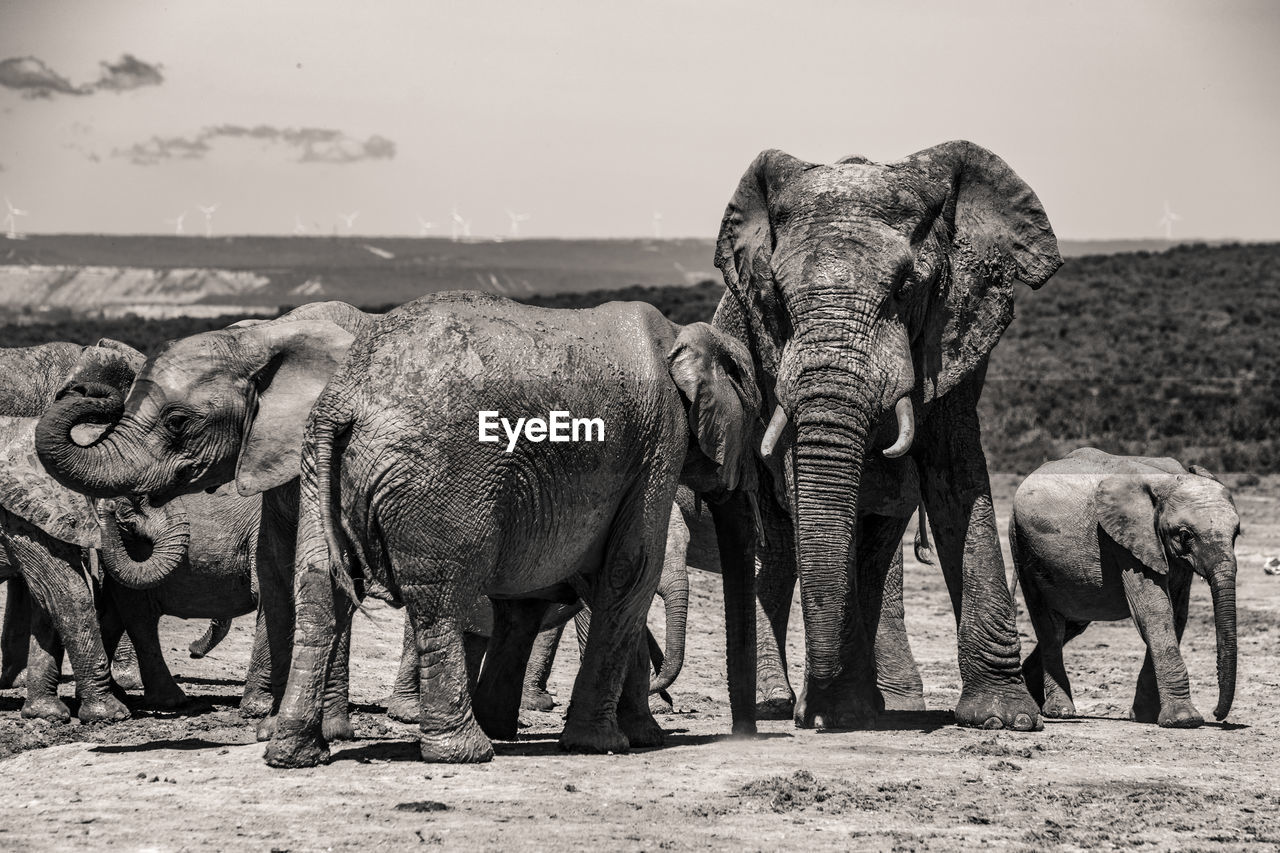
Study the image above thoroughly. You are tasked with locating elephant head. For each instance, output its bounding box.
[1096,463,1239,721]
[666,321,763,730]
[35,303,364,503]
[714,141,1061,687]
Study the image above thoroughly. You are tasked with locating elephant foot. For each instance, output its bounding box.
[795,680,877,730]
[322,709,356,742]
[255,715,277,742]
[619,709,665,749]
[385,692,421,724]
[560,717,630,755]
[1155,700,1203,729]
[1041,695,1077,719]
[111,664,143,693]
[955,685,1043,731]
[238,691,275,719]
[21,694,71,723]
[520,687,557,712]
[878,689,927,713]
[141,684,191,711]
[77,694,131,724]
[418,720,494,763]
[755,687,795,721]
[0,666,27,689]
[648,693,674,715]
[264,720,330,768]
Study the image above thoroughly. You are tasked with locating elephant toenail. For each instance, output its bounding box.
[982,717,1004,730]
[1014,714,1032,729]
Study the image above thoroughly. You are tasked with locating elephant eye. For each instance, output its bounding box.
[164,412,190,436]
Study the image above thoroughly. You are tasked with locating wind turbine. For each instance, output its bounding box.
[4,197,29,240]
[197,203,218,237]
[417,215,435,237]
[1158,201,1181,241]
[506,209,531,238]
[293,214,308,235]
[450,207,471,242]
[652,211,663,239]
[338,210,360,235]
[165,211,186,235]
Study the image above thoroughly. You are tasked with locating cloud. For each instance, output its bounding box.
[0,56,91,99]
[93,54,164,92]
[115,124,397,166]
[0,53,163,99]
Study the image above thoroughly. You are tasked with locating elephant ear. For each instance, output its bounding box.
[0,415,101,548]
[668,323,761,493]
[904,141,1063,403]
[1188,463,1223,484]
[713,149,815,377]
[1095,473,1168,575]
[234,320,355,496]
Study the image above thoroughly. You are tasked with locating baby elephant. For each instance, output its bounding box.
[1010,448,1238,728]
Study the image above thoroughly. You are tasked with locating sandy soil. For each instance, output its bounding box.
[1,473,1278,851]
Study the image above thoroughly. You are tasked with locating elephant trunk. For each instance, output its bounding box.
[1208,558,1237,721]
[189,617,233,659]
[792,393,872,684]
[649,557,690,695]
[96,497,190,590]
[35,391,148,499]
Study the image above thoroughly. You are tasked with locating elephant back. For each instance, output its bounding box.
[0,415,102,549]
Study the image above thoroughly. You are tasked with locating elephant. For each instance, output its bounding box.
[1009,448,1238,728]
[36,300,376,740]
[0,342,189,722]
[263,291,762,767]
[712,140,1062,730]
[36,300,694,739]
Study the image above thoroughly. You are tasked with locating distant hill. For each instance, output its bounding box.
[4,242,1276,472]
[0,235,1244,319]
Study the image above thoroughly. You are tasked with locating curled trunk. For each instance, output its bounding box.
[35,392,147,498]
[97,497,191,590]
[1208,561,1237,721]
[649,560,690,694]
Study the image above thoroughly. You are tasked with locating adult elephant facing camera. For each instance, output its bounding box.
[715,141,1062,730]
[265,292,762,767]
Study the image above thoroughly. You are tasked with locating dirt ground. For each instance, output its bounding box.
[1,473,1277,851]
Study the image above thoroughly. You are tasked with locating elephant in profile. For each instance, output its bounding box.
[712,140,1061,730]
[264,291,761,766]
[1010,448,1237,727]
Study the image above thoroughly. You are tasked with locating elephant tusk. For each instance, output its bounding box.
[760,405,789,458]
[882,396,915,458]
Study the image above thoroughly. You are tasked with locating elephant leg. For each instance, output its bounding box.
[522,619,567,712]
[17,539,127,724]
[474,598,553,739]
[402,570,493,763]
[561,490,667,755]
[97,600,141,693]
[754,495,797,719]
[22,602,70,722]
[385,612,422,722]
[616,627,664,748]
[259,485,299,716]
[107,584,188,710]
[1,578,31,688]
[916,371,1040,732]
[240,601,275,718]
[1131,568,1198,726]
[873,537,925,712]
[320,616,354,742]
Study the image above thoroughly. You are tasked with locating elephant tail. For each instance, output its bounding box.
[307,401,362,610]
[913,502,934,566]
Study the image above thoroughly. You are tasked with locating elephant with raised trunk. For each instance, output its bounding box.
[714,141,1061,730]
[1010,448,1237,727]
[264,292,762,767]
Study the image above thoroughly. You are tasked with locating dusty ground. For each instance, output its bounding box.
[1,473,1277,851]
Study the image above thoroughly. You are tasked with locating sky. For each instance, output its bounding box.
[0,0,1277,240]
